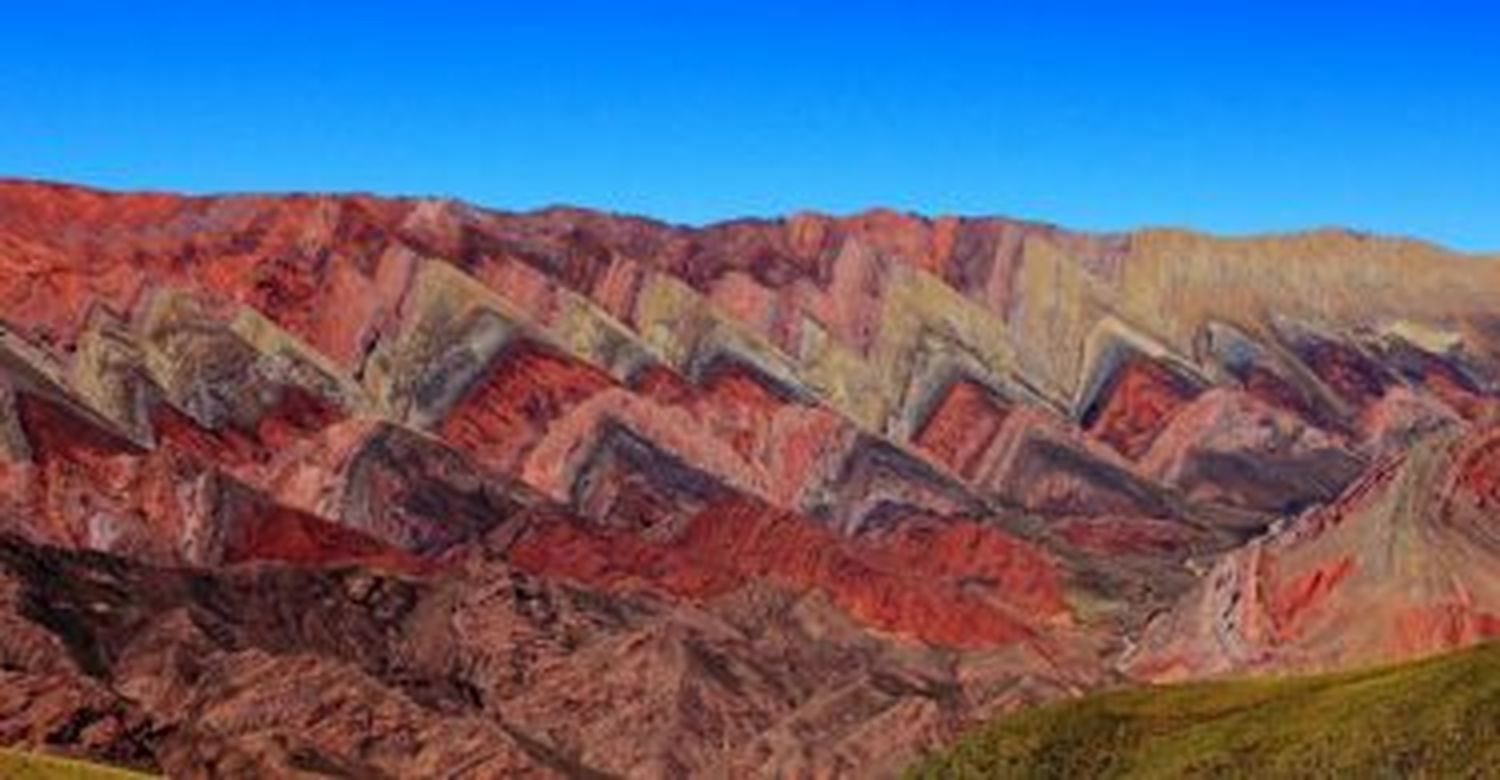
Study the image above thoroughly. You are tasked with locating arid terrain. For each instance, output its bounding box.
[2,179,1499,777]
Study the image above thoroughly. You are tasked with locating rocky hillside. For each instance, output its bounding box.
[1,179,1498,776]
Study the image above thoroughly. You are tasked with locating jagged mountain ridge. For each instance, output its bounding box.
[2,178,1499,776]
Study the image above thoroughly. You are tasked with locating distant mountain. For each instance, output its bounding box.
[1,179,1497,776]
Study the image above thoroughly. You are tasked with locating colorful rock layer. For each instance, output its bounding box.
[2,179,1500,776]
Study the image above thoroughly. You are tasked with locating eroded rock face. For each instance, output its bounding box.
[1125,425,1500,681]
[4,179,1500,775]
[1083,354,1204,459]
[504,494,1073,650]
[1140,388,1366,514]
[0,532,1098,778]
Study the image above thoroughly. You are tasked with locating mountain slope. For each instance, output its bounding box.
[1125,423,1500,680]
[0,531,1097,778]
[908,641,1500,779]
[3,178,1500,775]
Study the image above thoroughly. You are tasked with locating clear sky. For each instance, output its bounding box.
[3,2,1497,251]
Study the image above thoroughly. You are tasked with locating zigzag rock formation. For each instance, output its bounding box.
[2,179,1500,776]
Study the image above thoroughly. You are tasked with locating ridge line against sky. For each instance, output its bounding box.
[2,1,1497,251]
[7,175,1497,260]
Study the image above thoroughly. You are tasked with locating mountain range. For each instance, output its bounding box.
[1,179,1498,777]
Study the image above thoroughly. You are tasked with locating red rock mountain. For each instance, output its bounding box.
[1,179,1499,777]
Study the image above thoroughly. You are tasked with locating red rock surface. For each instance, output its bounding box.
[914,378,1010,478]
[438,338,617,473]
[507,495,1067,649]
[215,499,426,573]
[1084,354,1202,458]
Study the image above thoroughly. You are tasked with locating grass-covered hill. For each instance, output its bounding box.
[0,747,156,779]
[908,642,1500,778]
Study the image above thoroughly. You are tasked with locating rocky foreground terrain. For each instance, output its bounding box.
[1,179,1498,777]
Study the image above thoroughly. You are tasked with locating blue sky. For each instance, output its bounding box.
[3,2,1497,250]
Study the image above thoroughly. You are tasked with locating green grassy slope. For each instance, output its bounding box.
[908,643,1500,779]
[0,748,156,779]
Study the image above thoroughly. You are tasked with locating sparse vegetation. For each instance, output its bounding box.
[0,747,156,779]
[909,643,1500,778]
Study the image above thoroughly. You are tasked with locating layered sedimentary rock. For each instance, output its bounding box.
[0,531,1099,778]
[1126,422,1500,680]
[3,178,1500,776]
